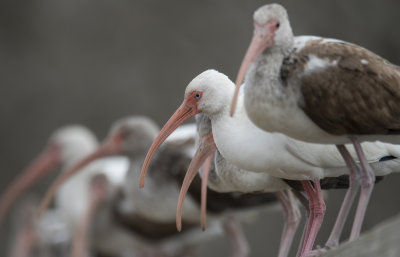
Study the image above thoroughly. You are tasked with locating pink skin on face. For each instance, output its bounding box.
[140,91,202,188]
[230,19,279,116]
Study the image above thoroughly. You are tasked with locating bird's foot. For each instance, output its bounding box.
[303,245,333,257]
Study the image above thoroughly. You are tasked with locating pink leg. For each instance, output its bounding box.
[222,216,250,257]
[300,182,315,255]
[300,180,326,257]
[290,190,310,257]
[349,138,375,240]
[275,190,301,257]
[324,145,361,248]
[9,207,37,257]
[305,145,361,257]
[70,175,109,257]
[291,190,309,213]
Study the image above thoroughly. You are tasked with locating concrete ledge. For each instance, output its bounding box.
[321,214,400,257]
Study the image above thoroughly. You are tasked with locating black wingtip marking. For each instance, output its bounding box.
[379,156,396,162]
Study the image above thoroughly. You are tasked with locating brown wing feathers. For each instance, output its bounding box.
[288,40,400,135]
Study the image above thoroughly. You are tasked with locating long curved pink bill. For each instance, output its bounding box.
[201,152,214,231]
[176,133,216,231]
[230,25,272,116]
[0,144,60,225]
[37,138,120,217]
[140,99,199,188]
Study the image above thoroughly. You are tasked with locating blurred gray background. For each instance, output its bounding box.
[1,0,400,256]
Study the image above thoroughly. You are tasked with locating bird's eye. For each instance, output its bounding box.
[276,22,280,29]
[194,93,201,99]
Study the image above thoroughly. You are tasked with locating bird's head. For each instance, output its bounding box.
[0,125,98,224]
[139,70,233,188]
[37,116,159,216]
[231,4,293,115]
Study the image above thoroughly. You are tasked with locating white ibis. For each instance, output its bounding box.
[41,116,289,257]
[231,4,400,254]
[0,125,99,226]
[176,113,301,257]
[140,69,400,256]
[38,117,223,257]
[38,117,200,223]
[0,125,130,257]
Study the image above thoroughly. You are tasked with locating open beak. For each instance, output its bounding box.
[37,131,124,217]
[0,144,61,225]
[230,22,275,116]
[140,95,200,188]
[176,132,216,231]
